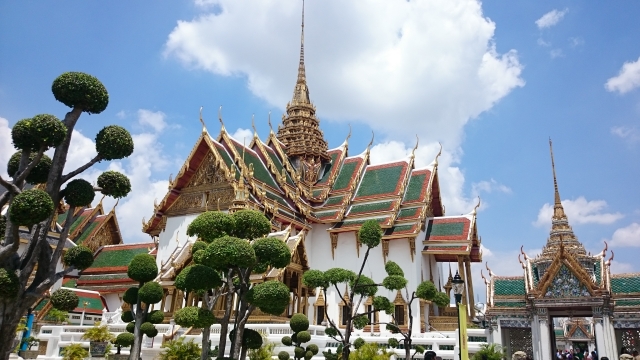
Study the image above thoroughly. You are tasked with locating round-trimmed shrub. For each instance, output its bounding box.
[97,171,131,199]
[304,351,313,360]
[302,270,328,289]
[140,322,155,334]
[416,281,437,301]
[203,236,256,269]
[187,211,234,243]
[192,250,206,265]
[248,280,290,315]
[350,274,377,297]
[145,327,158,338]
[138,281,163,304]
[7,152,53,184]
[433,292,451,308]
[126,322,135,333]
[174,306,216,329]
[289,313,309,333]
[252,237,291,269]
[281,336,292,346]
[296,331,311,344]
[231,210,271,240]
[244,328,263,349]
[278,351,291,360]
[11,119,37,151]
[52,72,109,114]
[63,179,95,207]
[294,346,305,359]
[388,338,399,348]
[358,219,382,248]
[306,344,319,355]
[324,327,338,337]
[353,337,365,350]
[324,268,355,285]
[386,323,400,334]
[175,264,222,293]
[191,240,207,253]
[115,332,134,347]
[415,345,426,354]
[382,275,408,291]
[372,296,393,314]
[127,254,158,283]
[30,114,67,149]
[146,310,164,324]
[50,288,79,312]
[63,245,94,270]
[384,261,404,277]
[353,315,369,330]
[95,125,134,160]
[0,268,19,298]
[8,189,54,226]
[123,287,138,304]
[121,310,134,323]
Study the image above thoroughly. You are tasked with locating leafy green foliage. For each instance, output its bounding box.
[97,170,131,198]
[11,115,66,151]
[81,323,115,342]
[372,296,393,314]
[351,274,377,297]
[114,332,134,348]
[416,281,437,300]
[252,237,291,268]
[325,268,356,285]
[62,179,95,207]
[248,341,275,360]
[249,280,291,315]
[281,336,292,346]
[11,119,37,151]
[127,253,158,283]
[471,343,506,360]
[231,210,271,240]
[160,337,202,360]
[146,310,165,324]
[174,306,216,328]
[21,336,39,350]
[52,72,109,114]
[306,344,319,355]
[120,310,134,323]
[415,345,426,354]
[296,331,311,344]
[138,281,163,304]
[203,236,256,269]
[348,343,392,360]
[353,315,369,330]
[387,338,399,348]
[432,292,451,308]
[63,245,94,270]
[358,220,382,248]
[95,125,134,160]
[0,215,5,241]
[353,338,365,350]
[382,275,407,291]
[175,264,222,293]
[8,189,54,226]
[187,211,234,242]
[126,322,135,333]
[146,327,159,338]
[289,313,309,333]
[384,261,404,277]
[123,287,138,304]
[0,268,19,298]
[45,308,68,324]
[7,151,52,184]
[386,323,400,334]
[294,347,305,359]
[302,270,328,289]
[278,351,291,360]
[140,322,155,335]
[50,288,79,312]
[324,327,338,337]
[243,328,264,350]
[61,343,89,360]
[191,240,207,253]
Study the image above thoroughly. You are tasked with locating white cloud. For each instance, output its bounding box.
[230,128,253,143]
[610,260,635,274]
[535,9,568,29]
[0,117,13,178]
[608,222,640,248]
[116,110,127,119]
[164,0,524,149]
[569,37,584,48]
[605,56,640,94]
[472,179,512,196]
[137,109,167,132]
[550,49,564,59]
[611,126,640,144]
[537,38,551,47]
[534,197,624,227]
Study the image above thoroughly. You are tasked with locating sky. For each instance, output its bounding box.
[2,0,640,301]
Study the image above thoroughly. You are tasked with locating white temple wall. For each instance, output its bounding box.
[156,213,199,269]
[103,293,121,312]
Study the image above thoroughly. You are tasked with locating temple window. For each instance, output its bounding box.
[341,305,350,326]
[395,305,406,326]
[316,306,325,325]
[393,290,408,329]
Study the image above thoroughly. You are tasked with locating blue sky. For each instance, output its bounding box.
[2,1,640,297]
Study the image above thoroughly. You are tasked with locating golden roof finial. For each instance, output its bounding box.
[346,124,352,143]
[218,106,225,131]
[367,131,375,149]
[549,138,562,207]
[199,106,207,133]
[297,0,306,86]
[251,114,258,136]
[175,231,180,244]
[411,135,419,159]
[217,198,221,211]
[434,142,442,167]
[472,196,481,215]
[268,111,274,134]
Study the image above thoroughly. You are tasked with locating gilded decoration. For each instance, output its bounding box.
[330,233,338,259]
[543,265,591,298]
[83,223,115,253]
[382,239,390,263]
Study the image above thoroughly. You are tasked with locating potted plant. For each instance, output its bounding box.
[81,322,115,357]
[46,308,69,324]
[61,343,89,360]
[109,333,134,360]
[18,336,40,359]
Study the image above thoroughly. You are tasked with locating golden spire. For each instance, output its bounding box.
[549,138,564,219]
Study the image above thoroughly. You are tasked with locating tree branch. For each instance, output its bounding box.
[49,205,78,276]
[13,146,47,184]
[0,220,21,264]
[61,155,102,183]
[0,175,20,195]
[31,266,76,296]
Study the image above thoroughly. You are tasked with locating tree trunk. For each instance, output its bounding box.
[129,291,148,360]
[404,338,412,360]
[201,326,210,360]
[217,281,235,357]
[240,346,248,360]
[341,316,352,360]
[0,307,22,360]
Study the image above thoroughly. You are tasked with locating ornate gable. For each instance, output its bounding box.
[542,265,592,298]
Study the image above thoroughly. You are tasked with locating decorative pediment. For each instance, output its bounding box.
[541,264,592,298]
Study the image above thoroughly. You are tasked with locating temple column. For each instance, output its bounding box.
[531,313,542,360]
[464,257,475,318]
[538,312,552,360]
[296,272,303,314]
[593,317,606,359]
[457,256,468,315]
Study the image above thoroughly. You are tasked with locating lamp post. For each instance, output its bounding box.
[452,271,465,360]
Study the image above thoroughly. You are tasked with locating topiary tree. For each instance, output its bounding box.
[279,314,318,360]
[50,288,80,312]
[0,72,133,360]
[124,254,162,360]
[302,220,449,360]
[113,332,134,355]
[174,209,291,360]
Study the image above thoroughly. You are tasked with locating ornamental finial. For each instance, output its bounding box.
[367,131,375,149]
[268,111,273,134]
[218,106,225,130]
[434,142,443,167]
[346,124,352,143]
[549,138,562,207]
[411,135,419,159]
[199,106,207,133]
[472,196,481,215]
[251,114,258,137]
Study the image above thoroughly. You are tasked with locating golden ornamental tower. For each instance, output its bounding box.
[276,0,330,184]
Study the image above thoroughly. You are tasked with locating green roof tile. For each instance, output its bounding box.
[332,161,358,192]
[340,217,388,227]
[34,298,50,311]
[325,196,346,206]
[611,275,640,294]
[79,274,130,282]
[355,164,404,199]
[403,172,427,203]
[317,152,340,185]
[69,214,88,234]
[214,143,240,179]
[493,301,526,308]
[77,295,104,312]
[89,247,150,269]
[555,329,564,336]
[62,278,77,288]
[494,278,525,296]
[233,143,279,189]
[264,146,294,185]
[595,261,602,285]
[348,201,394,215]
[426,221,465,237]
[397,207,420,220]
[57,212,69,225]
[75,221,100,245]
[615,299,640,306]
